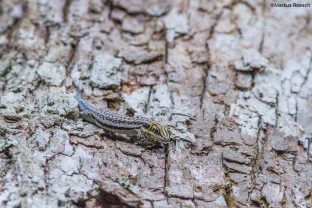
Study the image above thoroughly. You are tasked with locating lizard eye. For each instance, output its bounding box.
[153,128,160,135]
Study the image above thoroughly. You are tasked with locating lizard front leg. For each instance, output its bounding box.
[136,129,161,148]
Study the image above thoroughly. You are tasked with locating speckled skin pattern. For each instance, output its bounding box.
[76,89,171,143]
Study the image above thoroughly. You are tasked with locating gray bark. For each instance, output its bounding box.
[0,0,312,207]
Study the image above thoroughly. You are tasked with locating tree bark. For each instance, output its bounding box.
[0,0,311,207]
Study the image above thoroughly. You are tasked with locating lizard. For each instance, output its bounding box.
[76,89,171,144]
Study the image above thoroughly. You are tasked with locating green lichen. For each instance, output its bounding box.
[0,139,14,152]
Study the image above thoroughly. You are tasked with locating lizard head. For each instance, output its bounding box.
[141,122,171,144]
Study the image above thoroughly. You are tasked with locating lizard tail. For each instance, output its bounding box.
[75,87,96,112]
[76,87,83,100]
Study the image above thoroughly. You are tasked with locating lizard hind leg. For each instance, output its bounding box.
[79,110,94,121]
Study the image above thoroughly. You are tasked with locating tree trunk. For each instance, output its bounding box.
[0,0,311,207]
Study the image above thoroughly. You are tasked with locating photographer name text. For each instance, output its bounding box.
[271,2,311,7]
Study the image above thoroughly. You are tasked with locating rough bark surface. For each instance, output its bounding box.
[0,0,312,207]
